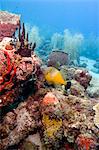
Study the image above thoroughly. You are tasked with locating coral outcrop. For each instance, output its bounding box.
[0,22,41,108]
[41,92,63,146]
[0,98,39,150]
[0,90,99,150]
[74,69,92,89]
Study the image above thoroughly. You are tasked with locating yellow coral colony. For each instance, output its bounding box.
[44,67,66,85]
[93,103,99,128]
[42,92,62,138]
[42,114,62,138]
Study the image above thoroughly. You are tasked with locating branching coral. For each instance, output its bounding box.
[25,24,43,49]
[51,33,63,50]
[50,29,84,64]
[64,29,84,64]
[0,50,16,93]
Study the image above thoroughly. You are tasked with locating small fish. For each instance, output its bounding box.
[44,67,71,90]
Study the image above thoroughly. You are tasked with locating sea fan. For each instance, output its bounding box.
[64,29,84,64]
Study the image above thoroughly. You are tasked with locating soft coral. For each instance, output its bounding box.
[0,50,16,92]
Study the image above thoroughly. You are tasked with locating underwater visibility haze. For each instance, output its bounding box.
[0,0,99,61]
[0,0,99,150]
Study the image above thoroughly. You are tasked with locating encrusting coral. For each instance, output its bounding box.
[42,114,62,138]
[76,133,97,150]
[0,97,39,150]
[93,103,99,128]
[41,92,63,144]
[74,69,92,89]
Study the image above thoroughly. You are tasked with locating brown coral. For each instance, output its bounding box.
[74,69,92,89]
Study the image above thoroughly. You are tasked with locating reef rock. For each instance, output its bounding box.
[60,66,76,80]
[86,77,99,98]
[0,22,41,108]
[0,11,20,41]
[93,103,99,128]
[0,97,39,150]
[86,86,99,98]
[74,69,92,89]
[70,80,85,97]
[0,89,99,150]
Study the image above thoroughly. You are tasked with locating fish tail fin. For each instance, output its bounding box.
[65,81,71,90]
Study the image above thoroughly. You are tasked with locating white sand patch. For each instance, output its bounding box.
[80,56,99,88]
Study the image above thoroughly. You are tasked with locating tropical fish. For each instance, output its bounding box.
[44,67,71,90]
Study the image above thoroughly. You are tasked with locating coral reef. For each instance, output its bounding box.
[70,80,85,97]
[20,133,42,150]
[0,90,99,150]
[0,97,39,150]
[60,66,76,80]
[0,21,41,108]
[93,103,99,128]
[0,11,99,150]
[74,69,92,89]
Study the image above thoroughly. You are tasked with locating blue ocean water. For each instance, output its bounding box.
[0,0,99,61]
[0,0,99,36]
